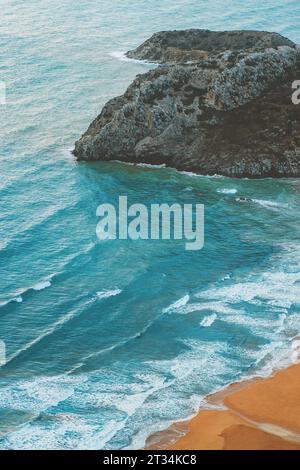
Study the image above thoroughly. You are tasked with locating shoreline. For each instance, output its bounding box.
[146,363,300,450]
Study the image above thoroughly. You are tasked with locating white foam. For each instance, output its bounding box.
[220,311,286,336]
[163,294,190,313]
[2,243,300,450]
[56,147,76,165]
[291,339,300,363]
[113,375,166,417]
[108,51,153,66]
[135,162,166,169]
[124,339,233,449]
[179,170,204,178]
[200,313,217,327]
[33,280,51,291]
[0,374,83,413]
[179,170,226,179]
[0,412,124,450]
[217,188,238,194]
[4,297,98,367]
[236,197,288,210]
[1,269,65,309]
[0,368,170,450]
[112,159,166,169]
[96,289,122,300]
[252,198,288,209]
[180,301,237,315]
[196,265,300,310]
[0,295,23,308]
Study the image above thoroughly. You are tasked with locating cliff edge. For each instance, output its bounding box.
[74,30,300,177]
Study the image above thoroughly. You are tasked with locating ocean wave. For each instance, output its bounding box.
[33,280,52,291]
[197,271,300,310]
[135,162,166,169]
[68,313,163,374]
[128,331,300,450]
[0,156,68,195]
[112,159,166,170]
[179,301,238,315]
[179,170,224,179]
[0,242,96,309]
[4,319,73,367]
[60,147,76,163]
[162,294,190,313]
[0,374,83,413]
[192,245,300,378]
[96,289,122,300]
[0,277,53,309]
[252,198,288,209]
[108,51,153,66]
[0,198,82,253]
[1,279,121,367]
[200,313,218,327]
[235,197,289,210]
[126,340,232,449]
[291,339,300,363]
[0,167,37,193]
[0,412,125,450]
[0,369,169,450]
[2,293,98,367]
[217,188,238,194]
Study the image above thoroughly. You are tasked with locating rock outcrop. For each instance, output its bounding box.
[126,29,295,63]
[74,30,300,177]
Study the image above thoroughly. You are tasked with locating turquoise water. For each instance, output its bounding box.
[0,0,300,449]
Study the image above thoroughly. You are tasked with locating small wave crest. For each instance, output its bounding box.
[163,294,190,313]
[108,51,153,66]
[235,197,288,210]
[0,278,53,308]
[33,280,52,291]
[200,313,218,327]
[217,188,238,194]
[112,160,166,170]
[291,339,300,363]
[96,289,122,300]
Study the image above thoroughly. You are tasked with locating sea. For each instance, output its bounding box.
[0,0,300,449]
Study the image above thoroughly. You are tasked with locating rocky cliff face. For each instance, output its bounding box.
[74,30,300,177]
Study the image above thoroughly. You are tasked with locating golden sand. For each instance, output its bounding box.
[146,364,300,450]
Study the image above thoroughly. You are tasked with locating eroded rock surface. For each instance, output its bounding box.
[74,30,300,177]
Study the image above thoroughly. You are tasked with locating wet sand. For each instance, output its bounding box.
[146,364,300,450]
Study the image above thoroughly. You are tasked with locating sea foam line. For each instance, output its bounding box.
[96,289,122,300]
[162,294,190,313]
[108,51,153,66]
[0,277,53,308]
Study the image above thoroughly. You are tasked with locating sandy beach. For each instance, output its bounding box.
[146,364,300,450]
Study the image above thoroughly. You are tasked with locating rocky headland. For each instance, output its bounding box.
[74,30,300,177]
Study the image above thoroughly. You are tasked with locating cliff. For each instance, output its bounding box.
[74,30,300,177]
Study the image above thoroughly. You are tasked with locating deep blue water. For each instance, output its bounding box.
[0,0,300,449]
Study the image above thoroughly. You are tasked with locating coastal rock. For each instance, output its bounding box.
[126,29,295,63]
[74,30,300,177]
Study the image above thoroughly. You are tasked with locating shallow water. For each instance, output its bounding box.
[0,0,300,449]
